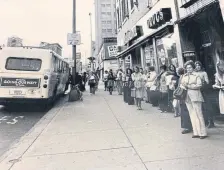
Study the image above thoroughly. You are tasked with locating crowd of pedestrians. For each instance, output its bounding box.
[101,60,224,140]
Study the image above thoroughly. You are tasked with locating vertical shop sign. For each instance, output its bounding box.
[124,55,132,68]
[156,39,168,66]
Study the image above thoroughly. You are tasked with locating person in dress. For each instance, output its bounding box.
[166,64,179,113]
[180,61,207,139]
[158,65,169,113]
[132,67,145,110]
[108,69,115,95]
[125,68,135,105]
[116,69,124,95]
[213,60,224,115]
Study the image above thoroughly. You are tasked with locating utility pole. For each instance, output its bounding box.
[89,12,94,71]
[72,0,77,83]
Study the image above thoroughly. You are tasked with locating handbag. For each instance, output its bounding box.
[173,87,187,100]
[173,76,187,100]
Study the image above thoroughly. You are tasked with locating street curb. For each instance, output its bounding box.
[0,97,66,170]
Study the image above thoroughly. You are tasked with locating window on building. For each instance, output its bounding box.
[121,0,129,21]
[107,29,112,33]
[101,12,106,15]
[102,29,107,33]
[106,4,111,7]
[116,8,121,28]
[107,12,111,15]
[107,20,112,24]
[101,4,106,7]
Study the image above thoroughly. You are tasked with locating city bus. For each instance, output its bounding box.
[0,47,70,107]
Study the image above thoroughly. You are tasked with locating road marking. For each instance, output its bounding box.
[0,116,10,123]
[6,116,24,125]
[0,116,24,124]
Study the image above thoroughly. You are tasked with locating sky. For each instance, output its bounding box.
[0,0,95,63]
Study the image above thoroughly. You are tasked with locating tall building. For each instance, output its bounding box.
[95,0,117,54]
[7,36,23,47]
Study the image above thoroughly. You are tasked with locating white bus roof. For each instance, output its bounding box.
[0,47,68,63]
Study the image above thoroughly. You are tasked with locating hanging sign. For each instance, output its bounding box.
[108,45,118,57]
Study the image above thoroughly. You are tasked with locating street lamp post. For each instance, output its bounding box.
[72,0,77,83]
[89,12,94,71]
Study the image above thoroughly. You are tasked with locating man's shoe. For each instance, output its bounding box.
[200,136,208,139]
[182,129,191,134]
[207,122,215,128]
[192,135,200,138]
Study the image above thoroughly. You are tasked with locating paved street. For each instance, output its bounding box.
[0,98,66,158]
[1,87,224,170]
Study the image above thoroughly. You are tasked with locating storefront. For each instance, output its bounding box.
[176,0,224,115]
[116,5,182,72]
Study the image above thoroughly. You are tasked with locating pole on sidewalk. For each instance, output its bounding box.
[89,12,94,72]
[72,0,77,84]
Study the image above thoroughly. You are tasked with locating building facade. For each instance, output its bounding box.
[95,0,117,54]
[175,0,224,115]
[116,0,182,72]
[98,37,118,78]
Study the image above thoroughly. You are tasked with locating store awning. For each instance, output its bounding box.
[116,23,174,59]
[175,0,218,25]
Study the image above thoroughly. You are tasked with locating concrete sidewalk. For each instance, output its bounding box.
[1,89,224,170]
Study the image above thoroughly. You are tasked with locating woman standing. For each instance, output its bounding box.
[103,70,109,91]
[181,61,207,139]
[88,72,96,95]
[213,60,224,115]
[108,69,115,95]
[177,68,192,134]
[124,69,134,105]
[145,66,157,104]
[143,69,149,103]
[166,64,178,112]
[116,69,123,95]
[132,67,145,110]
[158,65,169,113]
[194,61,214,128]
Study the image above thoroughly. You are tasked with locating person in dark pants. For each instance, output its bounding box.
[175,67,192,134]
[103,70,109,91]
[127,69,135,105]
[108,70,115,95]
[195,61,214,128]
[123,70,128,103]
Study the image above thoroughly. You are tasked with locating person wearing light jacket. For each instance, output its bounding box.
[145,66,157,104]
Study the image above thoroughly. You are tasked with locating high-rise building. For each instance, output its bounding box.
[95,0,117,55]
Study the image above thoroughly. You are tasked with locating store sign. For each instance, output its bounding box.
[147,8,172,29]
[183,51,196,58]
[1,78,40,87]
[108,45,118,57]
[124,26,143,44]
